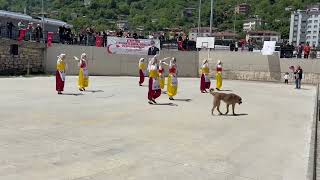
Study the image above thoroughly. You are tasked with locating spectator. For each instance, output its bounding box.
[235,42,239,52]
[289,43,295,58]
[103,31,107,47]
[297,43,303,58]
[294,66,303,89]
[17,21,25,30]
[6,21,14,39]
[0,22,2,36]
[304,42,311,59]
[35,24,43,42]
[65,27,72,44]
[310,44,317,59]
[58,26,65,44]
[27,22,33,41]
[133,32,138,39]
[230,42,235,51]
[284,72,289,84]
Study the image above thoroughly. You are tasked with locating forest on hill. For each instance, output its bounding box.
[0,0,319,38]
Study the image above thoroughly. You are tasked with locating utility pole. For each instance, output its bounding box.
[209,0,214,36]
[233,4,237,39]
[197,0,202,37]
[41,0,45,31]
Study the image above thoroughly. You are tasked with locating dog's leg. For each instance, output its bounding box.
[211,100,217,115]
[216,101,223,115]
[225,104,230,115]
[211,105,216,115]
[232,104,237,116]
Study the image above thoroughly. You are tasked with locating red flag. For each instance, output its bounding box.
[18,29,27,42]
[96,35,103,47]
[47,32,53,47]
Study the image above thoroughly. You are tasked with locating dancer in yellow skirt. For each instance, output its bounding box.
[138,58,147,86]
[167,57,178,100]
[215,60,223,91]
[159,59,169,90]
[75,53,89,91]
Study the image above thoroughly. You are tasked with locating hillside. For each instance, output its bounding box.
[0,0,319,38]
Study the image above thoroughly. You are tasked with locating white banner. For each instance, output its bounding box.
[107,37,160,55]
[262,41,276,55]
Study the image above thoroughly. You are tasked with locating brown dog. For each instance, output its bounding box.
[209,88,242,116]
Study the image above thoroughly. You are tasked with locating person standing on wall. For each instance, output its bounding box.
[294,66,303,89]
[75,53,89,91]
[167,57,178,100]
[6,21,14,39]
[138,58,147,86]
[304,43,311,59]
[215,60,223,91]
[200,59,211,93]
[35,24,42,42]
[297,43,303,58]
[56,54,67,95]
[148,56,161,104]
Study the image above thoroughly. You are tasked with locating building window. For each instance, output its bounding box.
[309,20,313,23]
[308,25,312,28]
[314,25,318,28]
[315,20,319,23]
[314,31,317,34]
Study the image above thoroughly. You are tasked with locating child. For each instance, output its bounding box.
[284,72,289,84]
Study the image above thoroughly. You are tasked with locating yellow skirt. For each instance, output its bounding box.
[159,75,165,89]
[216,72,222,89]
[167,74,178,97]
[78,68,89,88]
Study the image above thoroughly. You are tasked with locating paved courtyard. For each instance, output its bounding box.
[0,76,316,180]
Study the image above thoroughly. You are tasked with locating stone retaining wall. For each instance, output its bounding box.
[0,38,45,75]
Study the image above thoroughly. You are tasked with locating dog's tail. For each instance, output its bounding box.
[209,88,217,96]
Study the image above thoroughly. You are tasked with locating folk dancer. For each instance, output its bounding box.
[148,56,161,104]
[75,53,89,91]
[138,58,147,86]
[215,60,223,91]
[56,54,67,94]
[167,58,178,100]
[159,58,169,91]
[200,59,210,93]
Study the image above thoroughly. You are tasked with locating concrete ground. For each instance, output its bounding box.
[0,76,316,180]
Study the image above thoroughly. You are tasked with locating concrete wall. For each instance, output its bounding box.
[199,51,320,84]
[0,38,45,75]
[45,45,320,84]
[199,51,282,82]
[45,44,198,77]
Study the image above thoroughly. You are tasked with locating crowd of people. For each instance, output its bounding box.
[280,42,317,59]
[0,21,43,42]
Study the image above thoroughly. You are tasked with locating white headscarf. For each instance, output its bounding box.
[81,53,87,60]
[57,54,66,61]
